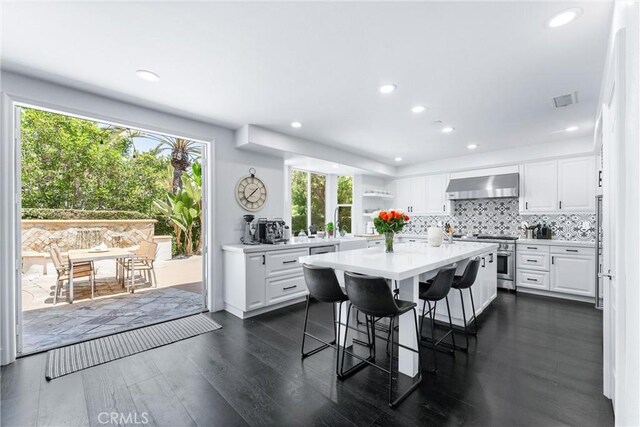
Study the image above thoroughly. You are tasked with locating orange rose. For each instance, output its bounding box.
[394,211,402,219]
[378,211,386,219]
[381,212,389,221]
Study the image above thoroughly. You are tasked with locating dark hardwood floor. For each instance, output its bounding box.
[1,291,613,426]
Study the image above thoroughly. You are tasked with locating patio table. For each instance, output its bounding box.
[67,248,135,303]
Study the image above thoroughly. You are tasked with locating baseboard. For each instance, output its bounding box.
[224,296,307,319]
[516,287,596,304]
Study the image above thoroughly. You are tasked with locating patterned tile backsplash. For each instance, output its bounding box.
[403,197,596,242]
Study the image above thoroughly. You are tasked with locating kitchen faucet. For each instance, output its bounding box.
[333,206,340,239]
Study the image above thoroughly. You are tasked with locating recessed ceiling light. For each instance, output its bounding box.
[394,157,403,162]
[290,121,303,128]
[411,105,426,114]
[379,84,397,94]
[136,69,160,82]
[565,125,579,132]
[546,8,582,28]
[467,144,478,150]
[441,126,455,134]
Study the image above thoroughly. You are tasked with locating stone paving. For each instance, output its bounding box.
[20,255,205,354]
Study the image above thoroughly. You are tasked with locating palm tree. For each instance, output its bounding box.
[154,137,200,193]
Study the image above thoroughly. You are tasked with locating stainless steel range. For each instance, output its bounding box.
[453,234,517,290]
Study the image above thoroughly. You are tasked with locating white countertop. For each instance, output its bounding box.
[299,241,498,281]
[517,239,595,248]
[222,237,365,253]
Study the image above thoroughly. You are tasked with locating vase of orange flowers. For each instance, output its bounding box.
[372,209,410,253]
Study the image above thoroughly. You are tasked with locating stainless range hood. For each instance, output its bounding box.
[446,173,519,200]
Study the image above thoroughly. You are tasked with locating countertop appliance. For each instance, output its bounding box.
[309,245,337,255]
[453,234,517,290]
[257,218,288,244]
[241,214,260,245]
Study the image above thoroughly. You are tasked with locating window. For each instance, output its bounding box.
[290,169,326,234]
[337,175,353,233]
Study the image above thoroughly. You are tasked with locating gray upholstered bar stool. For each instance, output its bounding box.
[418,265,457,372]
[301,264,373,378]
[342,271,423,408]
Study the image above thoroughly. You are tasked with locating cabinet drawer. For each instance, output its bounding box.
[550,246,595,256]
[266,274,308,305]
[265,248,309,277]
[517,243,550,253]
[516,251,549,271]
[517,269,550,290]
[368,240,383,247]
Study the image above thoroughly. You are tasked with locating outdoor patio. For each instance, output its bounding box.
[21,255,204,354]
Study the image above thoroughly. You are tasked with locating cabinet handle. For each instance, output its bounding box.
[283,260,297,264]
[528,278,538,282]
[262,255,265,265]
[566,249,578,253]
[552,256,555,265]
[525,201,528,210]
[526,259,538,263]
[599,171,603,188]
[283,285,297,291]
[526,246,537,250]
[482,257,486,268]
[559,201,562,210]
[489,253,494,263]
[443,204,445,212]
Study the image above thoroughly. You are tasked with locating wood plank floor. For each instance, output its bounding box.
[1,291,614,426]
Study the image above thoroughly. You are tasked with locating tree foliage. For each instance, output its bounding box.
[21,108,171,215]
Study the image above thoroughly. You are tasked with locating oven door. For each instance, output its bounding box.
[496,251,514,281]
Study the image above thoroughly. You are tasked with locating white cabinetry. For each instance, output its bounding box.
[550,247,596,297]
[395,174,450,214]
[516,241,596,301]
[521,157,596,213]
[557,157,596,211]
[522,161,558,212]
[245,253,267,310]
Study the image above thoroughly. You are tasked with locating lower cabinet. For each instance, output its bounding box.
[517,243,596,299]
[266,274,308,305]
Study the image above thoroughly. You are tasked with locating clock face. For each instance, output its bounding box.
[235,175,267,211]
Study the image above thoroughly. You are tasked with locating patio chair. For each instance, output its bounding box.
[48,246,95,304]
[118,240,158,288]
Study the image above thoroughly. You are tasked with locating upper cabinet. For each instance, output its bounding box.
[395,174,450,214]
[521,156,596,213]
[557,157,596,211]
[522,161,558,212]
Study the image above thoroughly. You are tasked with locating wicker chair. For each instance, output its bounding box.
[118,240,158,288]
[49,245,95,304]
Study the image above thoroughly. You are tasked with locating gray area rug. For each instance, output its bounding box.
[45,314,221,380]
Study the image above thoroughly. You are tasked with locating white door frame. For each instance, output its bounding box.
[1,94,216,364]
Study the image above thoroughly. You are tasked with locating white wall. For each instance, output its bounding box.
[598,2,640,426]
[0,71,285,364]
[396,136,594,177]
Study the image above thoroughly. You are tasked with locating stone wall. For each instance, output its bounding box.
[22,219,157,252]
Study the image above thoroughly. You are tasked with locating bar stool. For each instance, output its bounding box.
[301,264,373,378]
[342,271,423,408]
[451,258,481,351]
[418,265,457,372]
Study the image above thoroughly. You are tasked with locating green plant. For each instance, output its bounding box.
[22,208,149,220]
[373,210,410,234]
[325,222,334,232]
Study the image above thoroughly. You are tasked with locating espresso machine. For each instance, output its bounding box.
[257,218,287,244]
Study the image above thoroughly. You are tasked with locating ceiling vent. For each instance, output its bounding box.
[553,92,578,108]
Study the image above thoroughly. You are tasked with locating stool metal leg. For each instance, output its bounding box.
[338,303,375,379]
[301,296,337,359]
[468,288,479,335]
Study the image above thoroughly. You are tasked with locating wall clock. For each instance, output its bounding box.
[235,168,267,211]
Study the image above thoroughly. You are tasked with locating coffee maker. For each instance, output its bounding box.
[257,218,287,244]
[240,214,259,245]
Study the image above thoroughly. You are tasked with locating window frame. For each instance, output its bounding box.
[336,175,354,233]
[290,167,328,232]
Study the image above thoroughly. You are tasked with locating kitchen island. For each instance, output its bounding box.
[299,241,498,378]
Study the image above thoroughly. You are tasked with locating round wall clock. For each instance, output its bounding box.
[235,168,267,211]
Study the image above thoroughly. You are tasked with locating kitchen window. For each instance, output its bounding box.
[337,175,353,233]
[290,169,326,234]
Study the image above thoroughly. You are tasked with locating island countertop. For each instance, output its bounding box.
[299,241,498,281]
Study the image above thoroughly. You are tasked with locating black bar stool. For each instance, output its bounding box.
[301,264,373,378]
[451,258,481,351]
[342,271,423,408]
[418,265,457,372]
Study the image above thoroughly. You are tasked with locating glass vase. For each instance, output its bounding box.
[384,231,395,253]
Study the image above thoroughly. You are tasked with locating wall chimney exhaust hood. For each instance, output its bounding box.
[446,173,519,200]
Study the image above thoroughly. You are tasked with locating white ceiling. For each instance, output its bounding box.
[1,1,612,166]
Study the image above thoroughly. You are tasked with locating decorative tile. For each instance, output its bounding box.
[404,197,596,242]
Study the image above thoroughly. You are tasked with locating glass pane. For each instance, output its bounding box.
[337,176,353,204]
[291,170,308,234]
[310,173,326,232]
[338,206,352,233]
